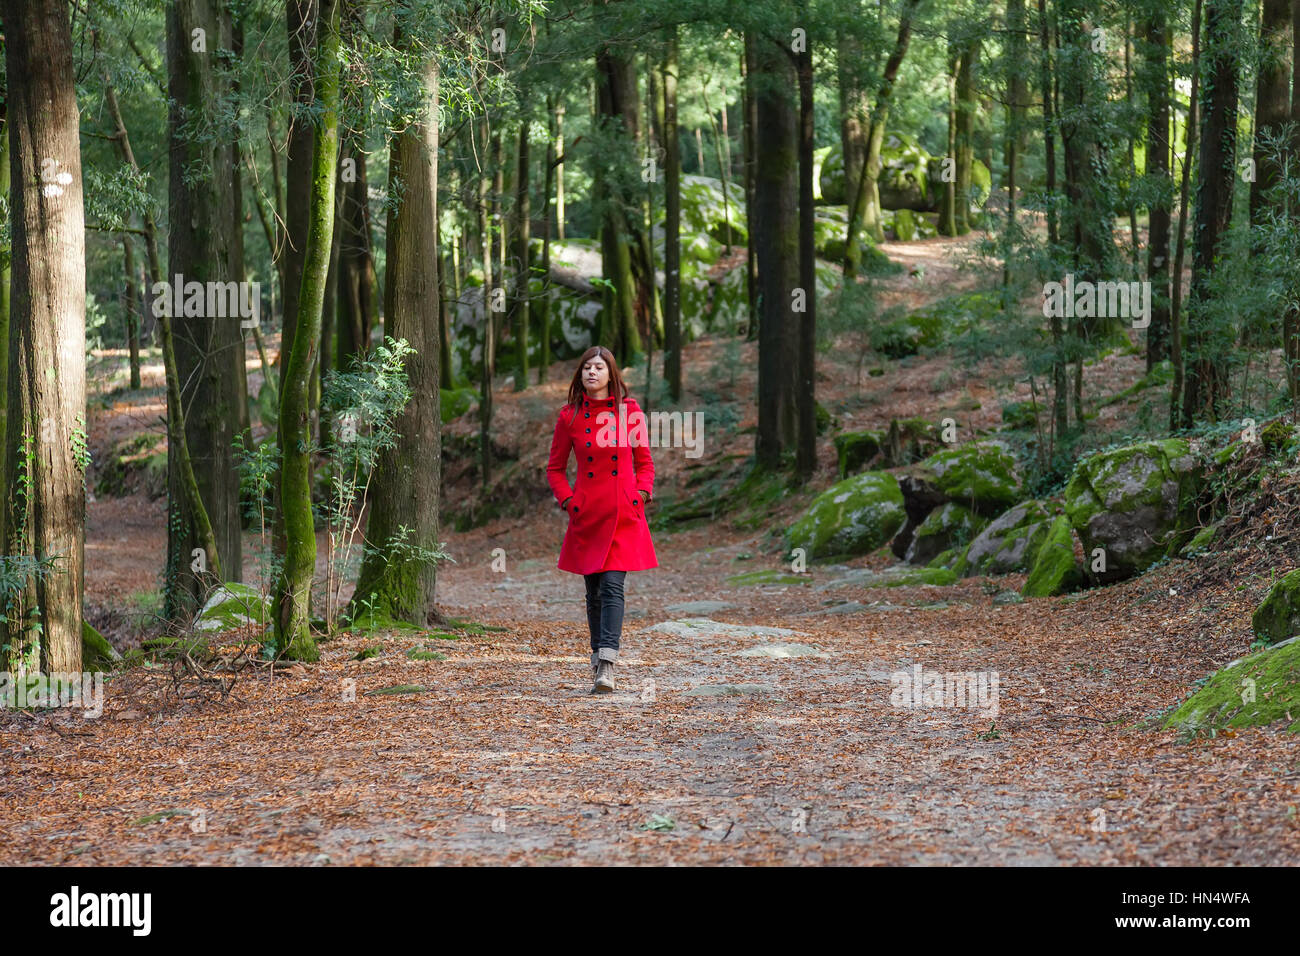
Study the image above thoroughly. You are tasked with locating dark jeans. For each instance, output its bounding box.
[584,570,626,654]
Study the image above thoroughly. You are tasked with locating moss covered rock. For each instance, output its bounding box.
[904,502,987,566]
[194,583,271,633]
[1063,438,1203,582]
[784,471,907,561]
[1165,636,1300,735]
[1252,568,1300,645]
[1022,516,1083,597]
[833,429,884,478]
[964,500,1053,577]
[908,441,1022,516]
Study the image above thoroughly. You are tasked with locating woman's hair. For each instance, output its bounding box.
[564,346,630,425]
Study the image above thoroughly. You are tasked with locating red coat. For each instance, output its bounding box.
[547,394,658,575]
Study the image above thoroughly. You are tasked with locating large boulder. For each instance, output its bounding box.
[195,583,271,633]
[905,441,1022,517]
[1022,516,1084,597]
[963,500,1054,577]
[1252,568,1300,645]
[785,471,907,561]
[678,175,747,246]
[905,502,987,566]
[1063,438,1203,582]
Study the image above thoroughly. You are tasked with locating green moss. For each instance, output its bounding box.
[1252,568,1300,645]
[964,500,1053,576]
[82,621,120,670]
[726,569,809,586]
[364,683,431,696]
[914,441,1021,515]
[1022,516,1082,597]
[833,429,884,478]
[1165,638,1300,735]
[906,502,987,565]
[1063,438,1203,579]
[195,583,270,633]
[784,471,907,561]
[406,647,446,661]
[353,645,382,660]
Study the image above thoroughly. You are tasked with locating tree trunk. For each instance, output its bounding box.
[595,29,644,366]
[1182,0,1242,426]
[845,0,919,269]
[1141,5,1172,369]
[953,37,981,235]
[1251,0,1292,227]
[511,120,531,392]
[282,0,316,387]
[166,0,246,614]
[337,134,376,368]
[752,33,799,470]
[275,0,340,659]
[478,118,495,490]
[102,72,221,614]
[937,46,961,236]
[795,43,817,483]
[1171,0,1203,429]
[1,0,86,674]
[743,37,759,339]
[662,26,682,401]
[1003,0,1027,292]
[351,36,442,626]
[1039,0,1068,437]
[122,235,142,389]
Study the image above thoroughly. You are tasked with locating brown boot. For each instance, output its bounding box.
[592,648,617,694]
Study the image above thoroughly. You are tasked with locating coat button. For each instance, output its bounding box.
[584,412,589,418]
[587,456,593,462]
[588,472,593,478]
[586,441,591,446]
[586,428,590,433]
[611,469,617,476]
[612,454,617,460]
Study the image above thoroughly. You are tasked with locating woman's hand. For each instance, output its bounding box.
[561,496,573,511]
[639,489,650,504]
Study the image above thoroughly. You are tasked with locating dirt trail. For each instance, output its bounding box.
[5,520,1299,865]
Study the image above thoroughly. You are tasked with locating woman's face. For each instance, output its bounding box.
[582,355,610,394]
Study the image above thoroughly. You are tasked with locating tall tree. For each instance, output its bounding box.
[1182,0,1244,425]
[1250,0,1292,227]
[165,0,247,612]
[795,29,817,483]
[351,26,442,626]
[844,0,920,270]
[752,32,799,470]
[275,0,341,658]
[1,0,86,673]
[662,26,682,401]
[1140,2,1172,368]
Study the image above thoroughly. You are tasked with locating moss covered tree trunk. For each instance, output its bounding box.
[121,235,142,390]
[1,0,86,674]
[953,37,981,235]
[275,0,340,659]
[350,41,442,626]
[102,74,222,613]
[845,0,919,271]
[165,0,246,614]
[337,133,376,368]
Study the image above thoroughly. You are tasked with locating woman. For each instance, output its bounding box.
[546,346,658,694]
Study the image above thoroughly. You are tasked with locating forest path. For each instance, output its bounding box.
[6,528,1300,865]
